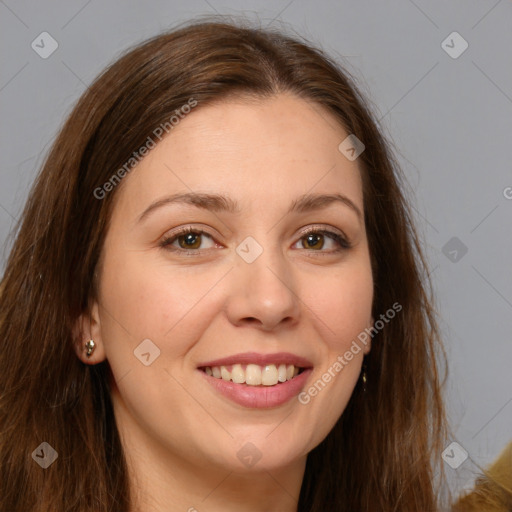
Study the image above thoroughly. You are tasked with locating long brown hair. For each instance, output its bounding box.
[0,16,449,511]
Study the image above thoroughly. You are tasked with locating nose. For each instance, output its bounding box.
[225,243,301,331]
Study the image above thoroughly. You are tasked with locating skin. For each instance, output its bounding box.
[75,93,374,512]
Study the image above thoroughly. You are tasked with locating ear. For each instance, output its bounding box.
[72,300,107,364]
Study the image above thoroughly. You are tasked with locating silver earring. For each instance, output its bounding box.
[85,339,96,357]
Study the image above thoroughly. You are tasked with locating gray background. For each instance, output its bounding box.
[1,0,511,499]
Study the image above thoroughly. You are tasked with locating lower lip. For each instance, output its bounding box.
[199,368,313,408]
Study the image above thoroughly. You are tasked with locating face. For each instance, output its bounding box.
[78,93,374,475]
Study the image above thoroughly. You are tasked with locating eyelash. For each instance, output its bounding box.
[159,225,351,256]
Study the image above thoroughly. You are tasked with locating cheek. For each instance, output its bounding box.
[97,250,228,361]
[96,255,228,460]
[293,257,373,438]
[305,257,374,348]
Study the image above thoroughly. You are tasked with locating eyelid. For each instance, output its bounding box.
[160,224,219,243]
[297,224,349,241]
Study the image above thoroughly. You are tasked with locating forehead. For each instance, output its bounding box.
[111,93,364,220]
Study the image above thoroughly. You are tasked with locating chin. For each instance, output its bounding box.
[206,435,309,474]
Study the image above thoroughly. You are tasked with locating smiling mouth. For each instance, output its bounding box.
[199,363,307,387]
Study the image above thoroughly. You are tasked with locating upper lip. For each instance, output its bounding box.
[197,351,313,368]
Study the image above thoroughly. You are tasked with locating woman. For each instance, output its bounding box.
[0,18,450,511]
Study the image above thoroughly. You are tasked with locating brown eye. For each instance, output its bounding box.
[177,231,202,250]
[160,226,350,256]
[294,228,351,253]
[160,228,216,253]
[302,233,325,250]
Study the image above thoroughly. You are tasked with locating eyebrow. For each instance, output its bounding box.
[137,191,363,223]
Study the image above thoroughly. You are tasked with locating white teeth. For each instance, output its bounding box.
[231,364,245,384]
[278,364,287,383]
[220,366,230,381]
[203,363,302,386]
[261,364,279,386]
[245,364,262,385]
